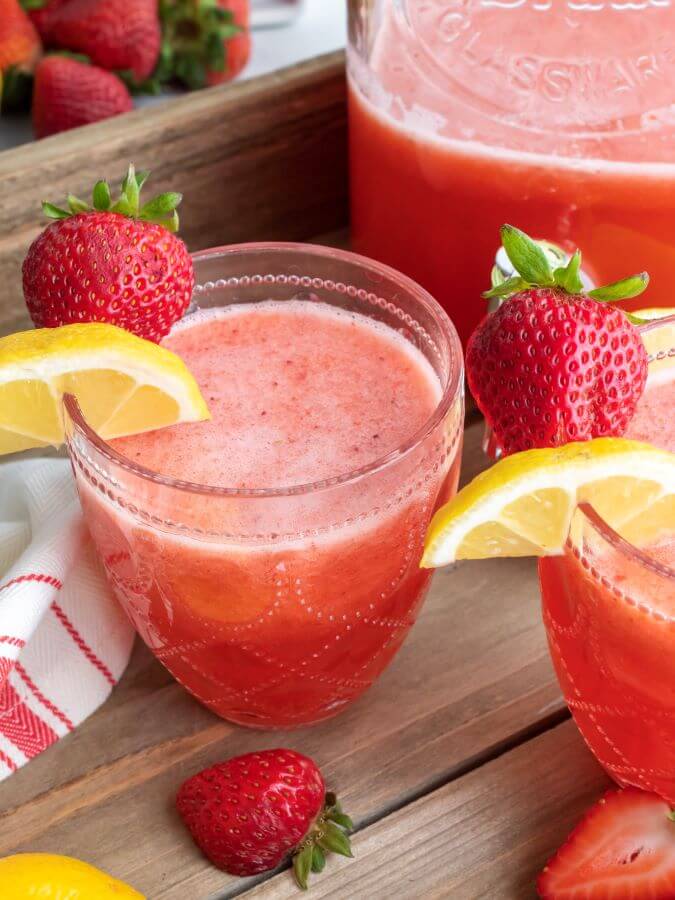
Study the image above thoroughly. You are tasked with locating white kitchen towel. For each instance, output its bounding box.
[0,458,134,779]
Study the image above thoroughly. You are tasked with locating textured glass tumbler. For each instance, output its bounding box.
[540,504,675,801]
[65,244,464,729]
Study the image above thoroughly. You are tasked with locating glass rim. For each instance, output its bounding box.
[571,502,675,581]
[64,241,464,499]
[561,314,675,578]
[639,310,675,352]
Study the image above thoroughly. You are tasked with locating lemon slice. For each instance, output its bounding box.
[0,853,144,899]
[422,438,675,567]
[0,323,209,455]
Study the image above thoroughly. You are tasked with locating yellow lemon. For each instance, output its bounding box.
[0,853,144,899]
[422,438,675,566]
[0,322,209,456]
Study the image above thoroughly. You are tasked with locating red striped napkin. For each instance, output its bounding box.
[0,459,134,778]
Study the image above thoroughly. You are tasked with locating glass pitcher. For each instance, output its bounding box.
[347,0,675,346]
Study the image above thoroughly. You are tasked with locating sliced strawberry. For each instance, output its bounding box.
[538,788,675,899]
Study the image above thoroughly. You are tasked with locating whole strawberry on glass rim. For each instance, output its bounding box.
[176,749,353,889]
[22,164,194,343]
[466,225,649,455]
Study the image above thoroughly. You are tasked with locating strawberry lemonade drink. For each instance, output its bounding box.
[540,315,675,800]
[348,0,675,345]
[65,244,464,728]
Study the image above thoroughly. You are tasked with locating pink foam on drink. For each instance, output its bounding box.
[112,301,442,490]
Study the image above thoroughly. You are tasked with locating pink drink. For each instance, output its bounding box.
[540,317,675,798]
[113,302,443,491]
[69,276,464,728]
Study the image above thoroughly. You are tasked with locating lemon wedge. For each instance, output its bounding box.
[0,323,209,455]
[0,853,144,899]
[422,438,675,567]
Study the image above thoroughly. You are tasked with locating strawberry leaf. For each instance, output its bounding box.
[501,224,554,286]
[93,181,112,211]
[135,170,151,191]
[318,821,353,858]
[588,272,649,303]
[42,202,70,219]
[483,275,528,300]
[553,250,584,294]
[67,195,90,215]
[293,844,313,891]
[311,846,326,873]
[328,810,354,830]
[121,164,140,215]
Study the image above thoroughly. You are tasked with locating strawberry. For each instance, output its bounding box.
[22,164,194,343]
[538,788,675,898]
[157,0,250,90]
[466,225,649,455]
[207,0,250,85]
[46,0,161,81]
[0,0,41,71]
[176,749,353,888]
[20,0,68,44]
[32,56,133,138]
[0,0,42,90]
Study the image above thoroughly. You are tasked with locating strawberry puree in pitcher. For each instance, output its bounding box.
[348,0,675,345]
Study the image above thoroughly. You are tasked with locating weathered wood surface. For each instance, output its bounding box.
[246,721,610,900]
[0,422,570,899]
[0,51,348,337]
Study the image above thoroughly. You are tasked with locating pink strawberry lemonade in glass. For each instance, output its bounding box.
[540,316,675,800]
[66,245,464,729]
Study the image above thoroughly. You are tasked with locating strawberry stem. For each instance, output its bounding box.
[483,224,649,305]
[291,792,354,890]
[41,164,183,233]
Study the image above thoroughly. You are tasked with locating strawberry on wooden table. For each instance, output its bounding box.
[22,164,194,342]
[32,55,133,138]
[177,749,354,889]
[538,788,675,898]
[466,225,649,455]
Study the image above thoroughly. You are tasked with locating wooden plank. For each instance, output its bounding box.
[0,51,348,336]
[244,720,610,900]
[0,422,567,899]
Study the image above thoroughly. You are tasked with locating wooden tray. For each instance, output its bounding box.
[0,51,348,338]
[0,53,609,899]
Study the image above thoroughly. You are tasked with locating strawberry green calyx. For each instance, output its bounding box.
[41,164,183,233]
[292,792,354,890]
[156,0,241,90]
[484,224,649,306]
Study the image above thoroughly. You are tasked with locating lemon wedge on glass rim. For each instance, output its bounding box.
[0,323,209,456]
[422,438,675,567]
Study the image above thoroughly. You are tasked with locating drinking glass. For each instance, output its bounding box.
[539,313,675,798]
[347,0,675,346]
[539,504,675,800]
[64,244,464,729]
